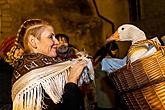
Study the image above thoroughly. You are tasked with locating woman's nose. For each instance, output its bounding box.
[54,38,59,45]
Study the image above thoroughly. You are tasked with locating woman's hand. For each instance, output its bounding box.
[68,60,87,84]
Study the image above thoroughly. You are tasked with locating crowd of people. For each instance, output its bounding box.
[0,18,163,110]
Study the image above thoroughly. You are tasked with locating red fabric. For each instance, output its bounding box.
[0,36,16,56]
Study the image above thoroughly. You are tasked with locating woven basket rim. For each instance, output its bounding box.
[111,50,163,73]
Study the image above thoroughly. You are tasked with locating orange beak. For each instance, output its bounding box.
[106,31,119,43]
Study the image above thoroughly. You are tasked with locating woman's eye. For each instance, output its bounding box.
[48,34,55,40]
[48,35,53,39]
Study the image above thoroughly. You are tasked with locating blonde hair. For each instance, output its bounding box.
[16,19,50,52]
[6,19,51,64]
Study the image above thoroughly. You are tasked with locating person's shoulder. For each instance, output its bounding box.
[0,57,5,67]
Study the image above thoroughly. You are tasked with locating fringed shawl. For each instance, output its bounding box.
[12,53,94,110]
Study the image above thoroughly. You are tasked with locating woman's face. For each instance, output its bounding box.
[35,26,59,57]
[58,36,69,46]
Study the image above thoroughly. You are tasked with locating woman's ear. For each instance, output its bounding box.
[28,35,37,49]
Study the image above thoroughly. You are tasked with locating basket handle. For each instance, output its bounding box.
[126,39,165,68]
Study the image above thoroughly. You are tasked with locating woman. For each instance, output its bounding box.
[10,19,94,110]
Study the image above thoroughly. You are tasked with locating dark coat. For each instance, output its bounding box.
[0,58,13,109]
[44,83,84,110]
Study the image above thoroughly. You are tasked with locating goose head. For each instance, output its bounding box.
[106,24,147,44]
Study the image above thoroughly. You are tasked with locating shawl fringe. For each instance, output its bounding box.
[12,59,94,110]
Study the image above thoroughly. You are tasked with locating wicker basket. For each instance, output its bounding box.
[110,40,165,110]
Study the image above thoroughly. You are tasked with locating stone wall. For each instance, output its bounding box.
[1,0,104,56]
[0,0,129,56]
[0,0,13,41]
[134,0,165,37]
[0,0,164,56]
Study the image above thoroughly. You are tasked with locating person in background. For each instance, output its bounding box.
[0,36,16,110]
[0,58,13,110]
[55,33,79,60]
[10,19,94,110]
[93,40,119,110]
[93,41,119,67]
[56,33,97,110]
[0,35,24,110]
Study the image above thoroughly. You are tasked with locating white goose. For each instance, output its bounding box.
[101,24,159,73]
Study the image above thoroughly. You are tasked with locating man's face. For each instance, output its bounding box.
[57,36,69,54]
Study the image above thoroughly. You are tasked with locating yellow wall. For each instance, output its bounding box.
[95,0,129,27]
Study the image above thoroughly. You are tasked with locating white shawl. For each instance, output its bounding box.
[12,58,94,110]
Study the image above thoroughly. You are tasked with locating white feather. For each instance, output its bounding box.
[102,24,160,74]
[117,24,147,43]
[117,24,158,63]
